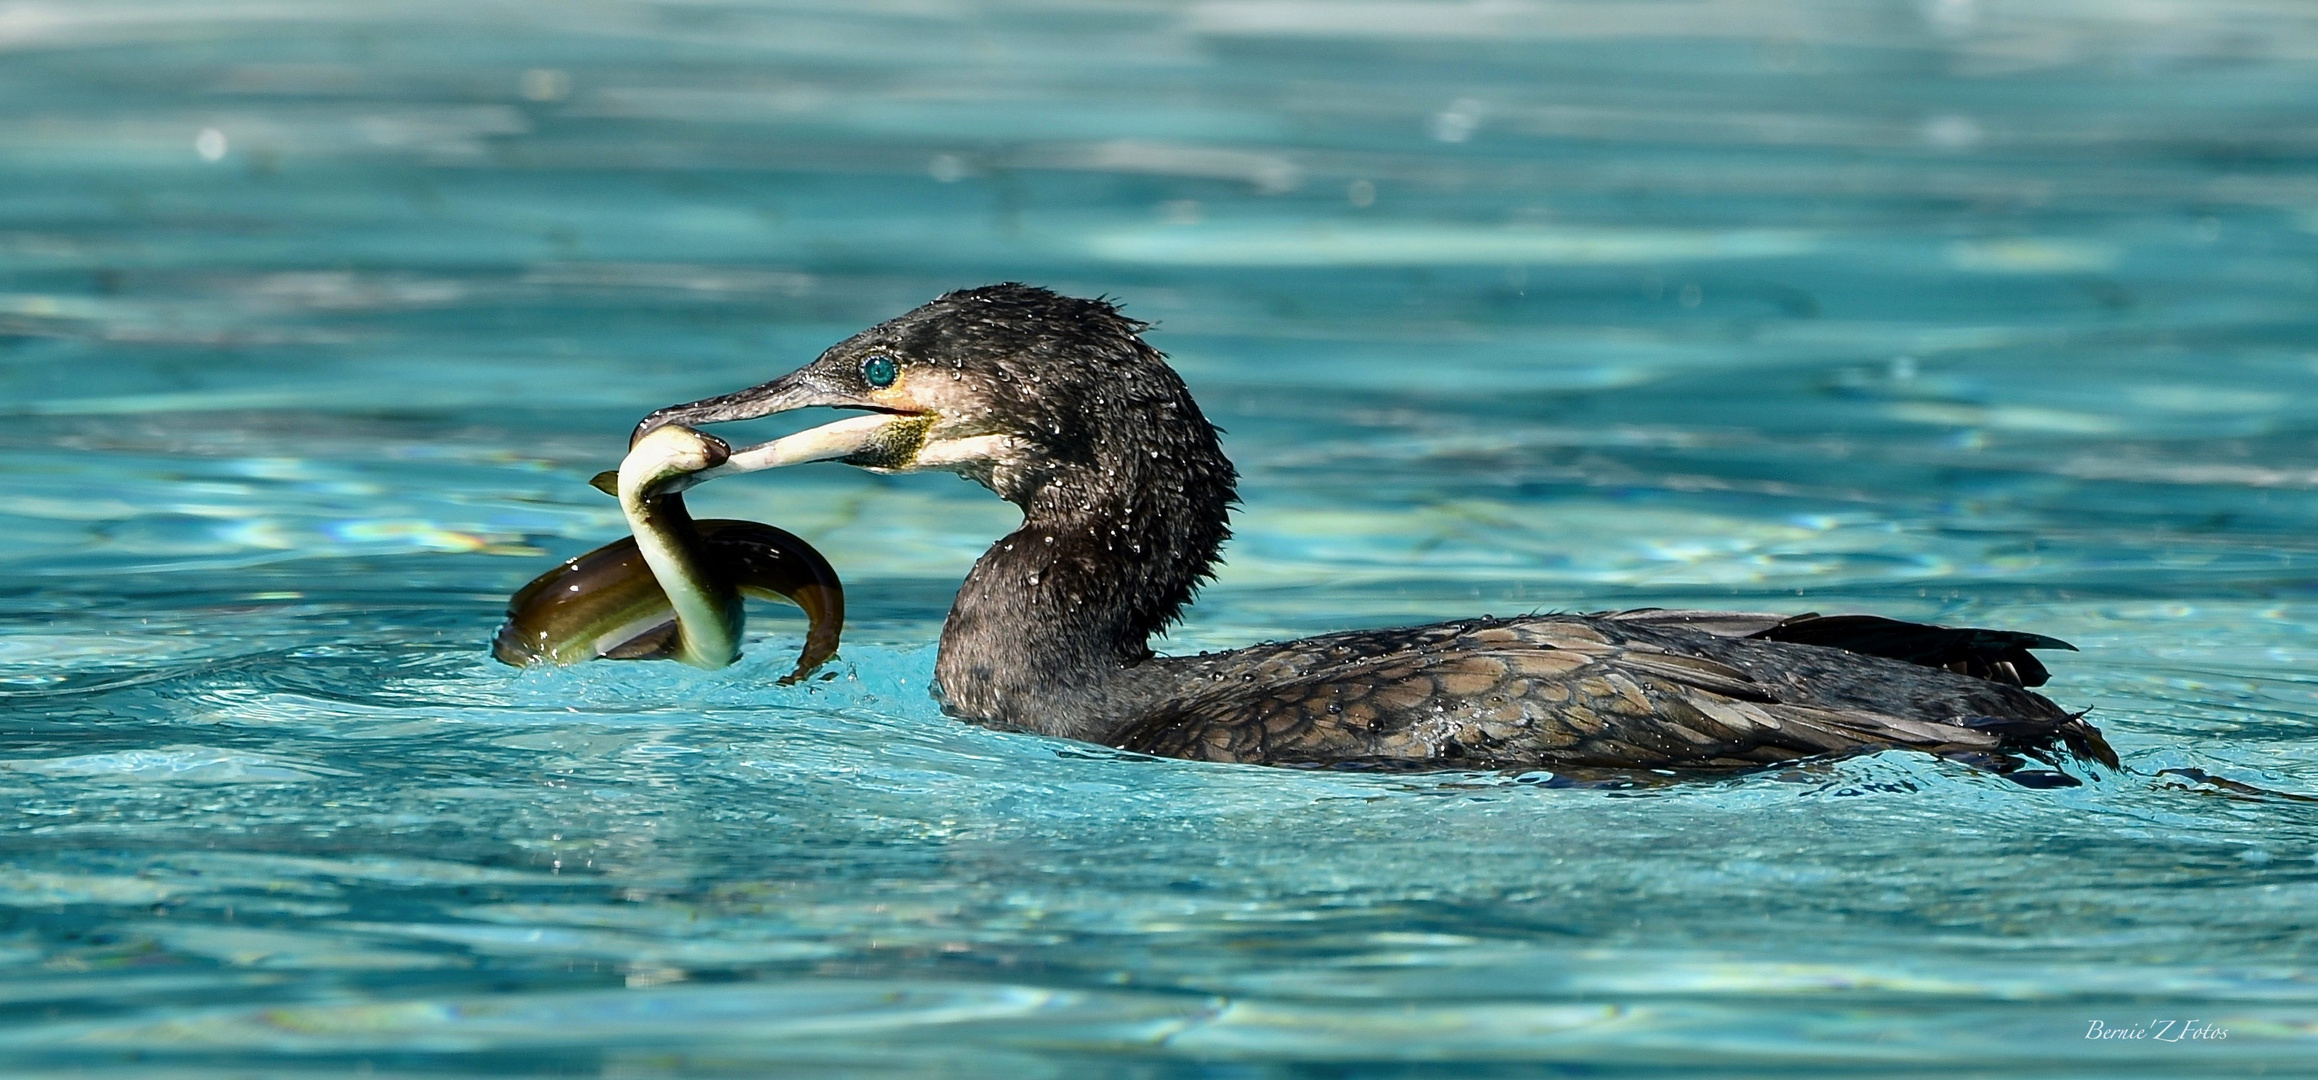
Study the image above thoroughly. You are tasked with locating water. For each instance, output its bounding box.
[3,1,2317,1075]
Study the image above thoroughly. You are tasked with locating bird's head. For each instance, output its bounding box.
[636,283,1222,510]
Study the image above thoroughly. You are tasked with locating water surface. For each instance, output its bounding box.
[3,1,2317,1075]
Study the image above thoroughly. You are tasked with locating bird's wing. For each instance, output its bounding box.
[1113,620,2016,769]
[1599,608,2074,688]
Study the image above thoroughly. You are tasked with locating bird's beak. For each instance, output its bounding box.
[617,369,936,492]
[632,368,853,439]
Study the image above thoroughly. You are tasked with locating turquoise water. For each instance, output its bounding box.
[5,1,2318,1075]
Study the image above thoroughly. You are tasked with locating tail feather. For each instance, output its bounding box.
[1752,613,2074,688]
[1958,712,2118,771]
[2060,713,2121,770]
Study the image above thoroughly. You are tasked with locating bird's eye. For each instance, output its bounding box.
[860,355,898,388]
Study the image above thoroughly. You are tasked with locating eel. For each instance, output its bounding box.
[491,424,843,683]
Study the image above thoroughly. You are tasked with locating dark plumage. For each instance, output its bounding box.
[640,284,2115,781]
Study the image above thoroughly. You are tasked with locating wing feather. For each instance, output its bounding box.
[1112,614,2097,772]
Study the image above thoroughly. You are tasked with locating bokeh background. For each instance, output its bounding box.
[4,2,2318,1076]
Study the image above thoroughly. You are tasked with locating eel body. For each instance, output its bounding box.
[491,425,843,683]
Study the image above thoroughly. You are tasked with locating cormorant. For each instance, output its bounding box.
[629,284,2115,782]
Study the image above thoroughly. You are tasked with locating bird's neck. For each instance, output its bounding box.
[935,455,1234,742]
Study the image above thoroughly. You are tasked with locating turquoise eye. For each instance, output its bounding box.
[861,355,898,388]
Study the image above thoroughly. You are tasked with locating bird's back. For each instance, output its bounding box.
[1110,610,2113,778]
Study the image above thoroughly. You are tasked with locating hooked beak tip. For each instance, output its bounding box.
[631,371,821,446]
